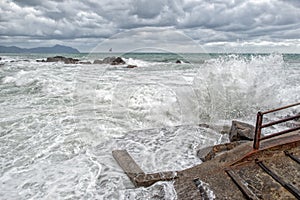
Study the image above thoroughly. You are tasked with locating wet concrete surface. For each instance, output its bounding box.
[113,130,300,199]
[174,131,300,199]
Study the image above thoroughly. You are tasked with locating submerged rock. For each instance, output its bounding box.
[79,61,92,64]
[126,65,137,68]
[229,120,255,142]
[175,60,181,64]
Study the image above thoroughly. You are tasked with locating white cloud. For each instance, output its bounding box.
[0,0,299,52]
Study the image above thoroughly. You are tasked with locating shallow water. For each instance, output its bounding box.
[0,53,299,199]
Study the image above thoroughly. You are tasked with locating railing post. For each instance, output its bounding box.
[253,112,263,150]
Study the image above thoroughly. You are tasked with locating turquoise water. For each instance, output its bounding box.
[0,53,299,199]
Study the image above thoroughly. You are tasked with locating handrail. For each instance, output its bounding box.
[253,102,300,149]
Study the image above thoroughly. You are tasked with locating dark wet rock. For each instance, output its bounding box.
[93,59,103,64]
[126,65,137,68]
[229,120,255,142]
[0,57,1,60]
[198,123,210,128]
[36,59,46,62]
[46,56,62,62]
[46,56,79,64]
[176,60,182,64]
[79,61,92,64]
[94,57,126,65]
[103,57,117,64]
[64,58,79,64]
[9,59,30,63]
[111,57,126,65]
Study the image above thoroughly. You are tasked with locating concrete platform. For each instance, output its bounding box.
[175,130,300,199]
[113,130,300,199]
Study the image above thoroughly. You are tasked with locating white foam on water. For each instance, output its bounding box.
[119,181,177,200]
[124,57,153,67]
[193,53,291,123]
[2,76,16,84]
[0,53,299,199]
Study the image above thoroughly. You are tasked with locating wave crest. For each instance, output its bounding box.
[193,53,286,122]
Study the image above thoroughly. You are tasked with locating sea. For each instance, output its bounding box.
[0,52,299,199]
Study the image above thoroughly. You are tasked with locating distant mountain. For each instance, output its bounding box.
[0,44,80,54]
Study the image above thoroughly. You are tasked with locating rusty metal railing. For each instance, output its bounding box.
[253,102,300,150]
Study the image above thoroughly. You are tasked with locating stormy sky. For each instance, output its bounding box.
[0,0,300,53]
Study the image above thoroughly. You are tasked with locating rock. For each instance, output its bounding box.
[94,57,126,65]
[64,58,79,64]
[93,59,103,64]
[0,57,2,60]
[197,141,245,162]
[103,57,116,64]
[46,56,63,62]
[198,123,231,135]
[126,65,137,68]
[176,60,181,64]
[111,57,125,65]
[46,56,79,64]
[197,146,214,162]
[229,120,255,142]
[79,61,91,64]
[198,123,210,128]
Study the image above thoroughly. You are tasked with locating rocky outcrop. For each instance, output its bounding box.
[111,57,126,65]
[36,56,128,66]
[229,120,255,142]
[176,60,181,64]
[93,59,103,64]
[103,57,117,64]
[93,57,126,65]
[43,56,79,64]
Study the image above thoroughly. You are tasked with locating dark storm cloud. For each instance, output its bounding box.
[12,0,46,7]
[0,0,299,52]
